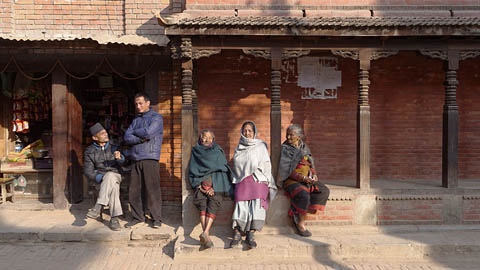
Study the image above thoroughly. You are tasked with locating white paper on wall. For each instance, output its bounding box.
[297,57,342,100]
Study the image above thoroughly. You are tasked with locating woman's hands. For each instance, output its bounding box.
[303,174,318,185]
[199,186,214,196]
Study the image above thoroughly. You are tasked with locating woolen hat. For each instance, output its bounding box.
[89,123,105,136]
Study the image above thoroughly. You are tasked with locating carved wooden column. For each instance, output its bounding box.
[270,48,282,179]
[52,67,68,209]
[443,51,459,188]
[172,37,195,225]
[357,50,372,189]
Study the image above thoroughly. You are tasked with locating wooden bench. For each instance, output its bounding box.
[0,177,15,204]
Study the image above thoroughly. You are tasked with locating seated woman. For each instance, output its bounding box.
[278,124,330,237]
[189,129,233,249]
[230,121,277,249]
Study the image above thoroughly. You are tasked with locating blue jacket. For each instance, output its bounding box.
[124,109,163,161]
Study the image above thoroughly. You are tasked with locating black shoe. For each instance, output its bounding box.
[152,220,162,229]
[246,231,257,249]
[205,238,214,249]
[230,229,242,248]
[86,207,101,219]
[109,217,121,231]
[293,222,312,237]
[124,219,144,229]
[199,232,208,246]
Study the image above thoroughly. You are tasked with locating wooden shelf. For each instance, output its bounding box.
[1,169,53,173]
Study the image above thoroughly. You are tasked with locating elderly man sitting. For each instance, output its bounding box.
[84,123,125,231]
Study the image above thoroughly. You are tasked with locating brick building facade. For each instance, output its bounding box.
[1,1,480,226]
[159,1,480,226]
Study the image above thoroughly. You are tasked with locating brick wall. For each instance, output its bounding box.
[158,70,182,204]
[377,199,443,224]
[370,52,444,181]
[11,0,168,38]
[195,50,480,183]
[458,57,480,180]
[196,50,358,182]
[305,200,354,224]
[196,50,271,161]
[463,198,480,222]
[0,0,13,34]
[281,53,358,182]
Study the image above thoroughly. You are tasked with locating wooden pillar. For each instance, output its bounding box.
[356,50,371,189]
[442,50,459,188]
[52,68,68,209]
[67,78,83,203]
[192,88,198,140]
[178,38,195,225]
[270,48,282,180]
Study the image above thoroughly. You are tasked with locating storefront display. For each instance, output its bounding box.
[0,73,53,199]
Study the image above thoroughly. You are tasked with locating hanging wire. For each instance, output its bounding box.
[104,56,157,80]
[0,57,14,73]
[12,57,59,81]
[1,55,154,81]
[57,57,106,80]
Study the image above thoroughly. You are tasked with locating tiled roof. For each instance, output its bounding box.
[0,34,169,47]
[172,16,480,28]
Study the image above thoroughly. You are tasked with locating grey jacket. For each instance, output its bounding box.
[84,142,124,183]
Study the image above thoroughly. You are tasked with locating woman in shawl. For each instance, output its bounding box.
[278,124,330,237]
[189,129,233,249]
[230,121,277,249]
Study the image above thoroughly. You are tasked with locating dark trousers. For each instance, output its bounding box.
[129,160,162,222]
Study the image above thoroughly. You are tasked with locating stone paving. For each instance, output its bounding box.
[0,242,477,270]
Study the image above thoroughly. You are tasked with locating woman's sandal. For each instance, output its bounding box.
[246,231,257,249]
[292,214,312,237]
[199,232,208,246]
[230,229,242,247]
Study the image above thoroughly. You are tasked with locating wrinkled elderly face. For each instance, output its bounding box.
[242,123,255,139]
[200,131,214,146]
[286,129,301,148]
[135,96,150,113]
[93,129,109,144]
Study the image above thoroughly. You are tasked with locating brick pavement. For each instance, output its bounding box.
[0,243,476,270]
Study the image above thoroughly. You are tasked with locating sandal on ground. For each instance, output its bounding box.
[230,229,242,248]
[205,238,214,249]
[293,222,312,237]
[199,232,208,246]
[292,213,312,237]
[246,231,257,249]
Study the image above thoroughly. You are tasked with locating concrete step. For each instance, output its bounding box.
[174,225,480,262]
[0,209,177,246]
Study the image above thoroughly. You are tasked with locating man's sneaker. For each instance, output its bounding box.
[124,219,144,229]
[152,220,162,229]
[109,217,121,231]
[86,207,100,219]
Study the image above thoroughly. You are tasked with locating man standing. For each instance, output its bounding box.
[84,123,124,231]
[124,92,163,228]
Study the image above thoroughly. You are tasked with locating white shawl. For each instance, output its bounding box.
[232,122,277,198]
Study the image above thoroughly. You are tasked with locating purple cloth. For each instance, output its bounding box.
[234,175,269,209]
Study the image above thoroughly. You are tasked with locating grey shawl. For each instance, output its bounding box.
[278,140,315,187]
[232,121,277,198]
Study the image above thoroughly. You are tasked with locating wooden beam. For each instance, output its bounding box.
[52,68,68,209]
[189,37,480,51]
[270,48,282,181]
[357,49,371,189]
[442,50,459,188]
[166,27,480,38]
